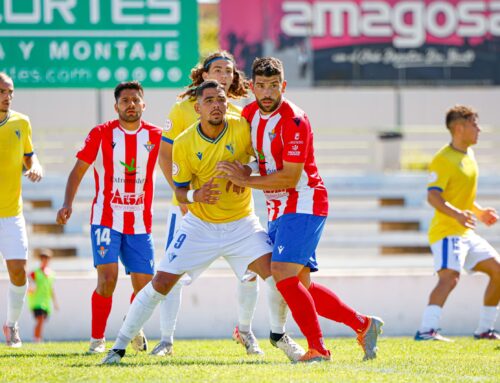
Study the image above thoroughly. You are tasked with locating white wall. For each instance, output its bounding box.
[0,272,490,341]
[13,87,500,131]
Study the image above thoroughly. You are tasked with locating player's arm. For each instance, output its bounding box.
[23,153,43,182]
[159,140,189,214]
[427,189,476,229]
[472,201,499,226]
[217,160,302,190]
[56,159,90,225]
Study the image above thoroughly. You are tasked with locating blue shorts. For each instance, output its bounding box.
[268,213,326,272]
[91,225,155,275]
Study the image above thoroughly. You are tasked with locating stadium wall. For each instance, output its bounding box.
[13,87,500,131]
[0,272,489,341]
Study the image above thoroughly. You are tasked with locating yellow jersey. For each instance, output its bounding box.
[162,98,242,206]
[0,110,34,217]
[172,115,254,223]
[427,144,478,244]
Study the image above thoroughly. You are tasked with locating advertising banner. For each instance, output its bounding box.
[220,0,500,85]
[0,0,199,87]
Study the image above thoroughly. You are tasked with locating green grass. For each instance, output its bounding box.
[1,338,498,382]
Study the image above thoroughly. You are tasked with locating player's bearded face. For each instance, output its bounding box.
[253,75,284,114]
[116,89,145,122]
[199,88,227,126]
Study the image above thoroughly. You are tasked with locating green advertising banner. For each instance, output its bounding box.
[0,0,199,87]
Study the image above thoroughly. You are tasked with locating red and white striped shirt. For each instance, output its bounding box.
[242,99,329,221]
[77,120,162,234]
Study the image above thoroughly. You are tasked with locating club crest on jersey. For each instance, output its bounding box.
[144,141,155,152]
[294,132,300,140]
[15,130,20,139]
[196,152,203,160]
[97,246,108,258]
[225,143,234,155]
[268,130,276,141]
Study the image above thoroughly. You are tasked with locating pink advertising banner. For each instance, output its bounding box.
[220,0,500,85]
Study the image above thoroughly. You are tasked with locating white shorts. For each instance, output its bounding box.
[158,213,272,282]
[430,232,498,273]
[0,215,28,261]
[165,205,183,250]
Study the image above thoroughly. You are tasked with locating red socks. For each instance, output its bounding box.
[308,282,368,333]
[91,290,113,339]
[276,276,328,354]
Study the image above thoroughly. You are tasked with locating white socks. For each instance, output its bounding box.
[6,281,28,326]
[159,282,183,344]
[475,305,499,334]
[419,305,442,333]
[265,277,288,334]
[113,282,166,350]
[237,279,259,333]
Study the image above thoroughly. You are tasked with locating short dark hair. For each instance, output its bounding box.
[446,105,478,130]
[195,80,225,100]
[251,57,284,81]
[114,81,144,102]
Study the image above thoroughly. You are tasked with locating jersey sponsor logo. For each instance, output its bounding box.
[196,151,203,160]
[97,246,108,258]
[163,119,173,132]
[277,245,285,254]
[428,171,438,183]
[110,189,145,212]
[287,150,301,156]
[225,143,234,155]
[265,189,288,199]
[15,129,20,139]
[144,141,155,153]
[120,158,137,176]
[291,145,299,151]
[111,176,145,185]
[172,162,179,176]
[256,150,266,164]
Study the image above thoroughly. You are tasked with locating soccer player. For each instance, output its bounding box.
[154,51,263,356]
[56,81,162,353]
[217,57,384,362]
[415,105,500,341]
[0,72,43,348]
[28,249,58,342]
[101,80,303,365]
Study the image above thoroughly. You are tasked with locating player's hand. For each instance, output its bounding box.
[455,210,476,229]
[24,163,43,182]
[477,207,499,226]
[216,160,249,187]
[179,203,189,215]
[194,177,221,204]
[56,206,72,225]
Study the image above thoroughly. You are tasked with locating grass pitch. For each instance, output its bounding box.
[0,337,498,382]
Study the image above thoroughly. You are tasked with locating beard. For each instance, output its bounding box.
[208,117,224,126]
[119,110,141,122]
[256,96,281,114]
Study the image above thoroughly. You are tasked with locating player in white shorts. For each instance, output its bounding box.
[416,105,500,341]
[154,51,261,356]
[0,72,44,348]
[101,80,306,364]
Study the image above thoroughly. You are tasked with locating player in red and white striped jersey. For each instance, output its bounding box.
[242,98,328,221]
[56,81,161,354]
[218,57,383,362]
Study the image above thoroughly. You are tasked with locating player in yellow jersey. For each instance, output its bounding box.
[0,72,43,348]
[102,81,305,365]
[415,105,500,341]
[154,51,264,356]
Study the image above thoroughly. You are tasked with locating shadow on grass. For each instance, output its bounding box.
[0,351,97,359]
[72,358,287,368]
